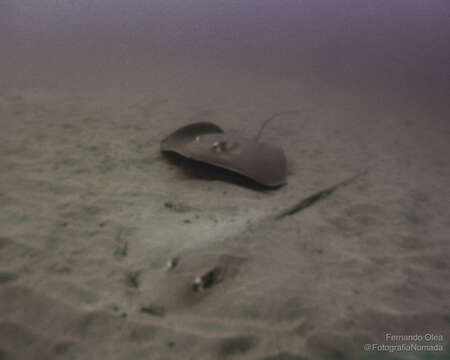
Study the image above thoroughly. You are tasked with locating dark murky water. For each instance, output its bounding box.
[2,0,449,104]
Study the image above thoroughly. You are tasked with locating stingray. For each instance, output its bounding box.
[156,170,370,305]
[160,111,299,187]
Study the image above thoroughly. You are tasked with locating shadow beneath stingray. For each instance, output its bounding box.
[162,152,284,192]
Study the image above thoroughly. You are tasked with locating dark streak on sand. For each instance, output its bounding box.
[0,272,19,285]
[259,353,308,360]
[114,228,128,259]
[125,271,141,289]
[140,305,166,317]
[0,237,12,249]
[114,241,128,259]
[217,335,257,358]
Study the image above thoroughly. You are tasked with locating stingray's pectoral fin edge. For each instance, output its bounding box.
[275,169,369,220]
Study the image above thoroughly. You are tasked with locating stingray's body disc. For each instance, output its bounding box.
[161,122,287,187]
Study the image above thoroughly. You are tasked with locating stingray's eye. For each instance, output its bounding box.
[211,140,238,153]
[211,140,226,153]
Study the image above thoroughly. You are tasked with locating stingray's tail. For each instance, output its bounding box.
[254,110,301,142]
[274,169,370,220]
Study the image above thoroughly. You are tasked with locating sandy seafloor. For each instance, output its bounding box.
[1,2,450,360]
